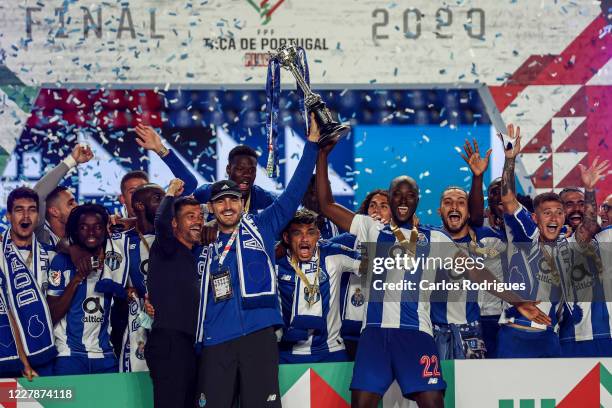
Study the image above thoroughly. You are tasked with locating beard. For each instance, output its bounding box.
[443,218,468,234]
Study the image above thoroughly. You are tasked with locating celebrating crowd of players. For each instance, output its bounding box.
[0,116,610,408]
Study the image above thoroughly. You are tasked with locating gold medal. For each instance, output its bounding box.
[292,247,320,308]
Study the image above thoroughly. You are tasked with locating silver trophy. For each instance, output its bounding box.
[271,46,350,146]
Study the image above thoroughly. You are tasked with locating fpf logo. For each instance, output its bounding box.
[246,0,285,25]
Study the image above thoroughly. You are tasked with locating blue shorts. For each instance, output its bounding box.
[561,337,612,357]
[496,325,560,358]
[53,354,118,375]
[350,327,446,398]
[480,315,501,359]
[280,349,349,364]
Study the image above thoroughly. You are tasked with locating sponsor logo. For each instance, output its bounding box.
[428,378,438,385]
[82,296,105,323]
[266,394,277,402]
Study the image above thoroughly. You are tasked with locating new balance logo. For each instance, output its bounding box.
[428,378,438,385]
[266,394,277,402]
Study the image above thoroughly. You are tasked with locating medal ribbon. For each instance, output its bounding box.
[467,228,500,258]
[539,242,561,286]
[243,192,251,214]
[389,216,419,256]
[290,246,320,307]
[265,57,281,178]
[137,230,151,254]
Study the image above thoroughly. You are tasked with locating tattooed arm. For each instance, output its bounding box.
[499,124,522,214]
[575,157,610,243]
[460,139,491,227]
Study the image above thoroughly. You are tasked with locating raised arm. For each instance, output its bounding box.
[575,157,610,243]
[499,124,522,215]
[134,124,198,195]
[315,144,355,232]
[259,114,320,236]
[460,139,491,227]
[33,144,93,229]
[153,179,183,253]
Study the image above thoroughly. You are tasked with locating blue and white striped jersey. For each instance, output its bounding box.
[558,227,612,342]
[500,205,564,331]
[47,253,114,358]
[330,233,364,341]
[277,241,360,357]
[350,214,456,336]
[120,230,155,372]
[431,226,506,325]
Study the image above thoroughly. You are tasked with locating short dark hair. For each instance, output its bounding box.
[132,183,163,211]
[173,197,201,217]
[559,187,583,200]
[288,209,318,228]
[46,186,70,209]
[439,186,467,203]
[357,189,389,215]
[532,192,562,211]
[228,145,258,164]
[66,203,109,246]
[282,209,319,244]
[7,187,39,213]
[120,171,149,194]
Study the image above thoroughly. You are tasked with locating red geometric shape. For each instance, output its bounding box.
[555,87,588,117]
[507,55,558,84]
[557,363,600,408]
[556,154,588,188]
[530,155,554,189]
[555,119,589,153]
[488,85,526,112]
[522,121,552,154]
[534,16,611,85]
[310,369,349,408]
[0,379,18,408]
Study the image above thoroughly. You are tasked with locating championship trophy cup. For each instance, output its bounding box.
[269,45,350,146]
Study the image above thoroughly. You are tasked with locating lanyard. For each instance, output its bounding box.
[290,247,321,306]
[243,192,251,214]
[467,228,500,258]
[539,242,561,286]
[215,227,240,267]
[137,230,151,254]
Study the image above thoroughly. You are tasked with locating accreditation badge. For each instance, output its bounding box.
[211,267,233,302]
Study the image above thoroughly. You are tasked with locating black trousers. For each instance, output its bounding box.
[197,327,281,408]
[145,328,197,408]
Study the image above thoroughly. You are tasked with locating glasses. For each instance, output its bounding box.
[601,204,611,212]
